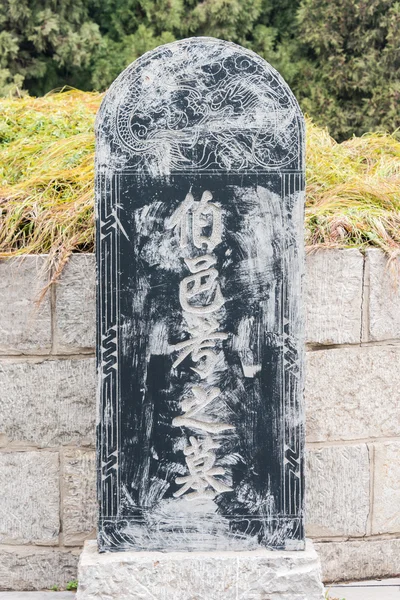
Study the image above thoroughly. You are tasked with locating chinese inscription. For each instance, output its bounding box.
[167,190,234,500]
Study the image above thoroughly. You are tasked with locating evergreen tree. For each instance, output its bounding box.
[88,0,297,91]
[0,0,398,139]
[0,0,298,94]
[295,0,400,139]
[0,0,102,96]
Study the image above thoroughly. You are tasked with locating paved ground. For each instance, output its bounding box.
[0,580,399,599]
[0,594,75,599]
[328,578,400,599]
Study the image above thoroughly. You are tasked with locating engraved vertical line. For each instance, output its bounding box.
[289,171,292,516]
[115,173,120,510]
[282,172,286,516]
[118,175,121,510]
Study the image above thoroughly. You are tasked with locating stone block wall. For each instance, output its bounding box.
[0,249,399,589]
[304,249,400,582]
[0,255,96,591]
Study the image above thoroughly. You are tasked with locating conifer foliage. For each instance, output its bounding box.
[0,0,102,95]
[295,0,400,139]
[0,0,399,140]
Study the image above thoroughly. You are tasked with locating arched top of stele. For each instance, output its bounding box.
[96,37,304,176]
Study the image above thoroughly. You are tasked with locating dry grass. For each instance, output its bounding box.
[0,90,99,281]
[306,121,400,258]
[1,89,400,280]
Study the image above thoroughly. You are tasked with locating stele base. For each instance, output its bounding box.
[76,539,325,600]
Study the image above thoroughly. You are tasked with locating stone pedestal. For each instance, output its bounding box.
[76,540,325,600]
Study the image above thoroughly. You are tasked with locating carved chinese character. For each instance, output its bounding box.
[174,435,233,500]
[171,314,228,377]
[166,190,222,251]
[179,269,224,315]
[173,386,234,434]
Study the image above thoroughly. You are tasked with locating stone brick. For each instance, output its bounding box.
[315,538,400,583]
[306,445,370,537]
[306,346,400,442]
[0,451,59,545]
[54,254,95,352]
[0,546,79,591]
[372,441,400,535]
[0,256,51,354]
[305,249,363,345]
[365,249,400,342]
[0,358,95,447]
[77,540,324,600]
[62,449,96,546]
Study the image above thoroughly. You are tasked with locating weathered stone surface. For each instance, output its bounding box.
[0,451,59,545]
[305,249,363,345]
[372,441,400,535]
[0,257,51,354]
[62,450,96,546]
[0,358,95,447]
[315,538,400,583]
[365,249,400,342]
[306,346,400,442]
[55,255,95,352]
[306,445,370,537]
[77,540,324,600]
[0,546,79,591]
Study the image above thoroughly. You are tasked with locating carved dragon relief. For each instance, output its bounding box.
[96,37,303,175]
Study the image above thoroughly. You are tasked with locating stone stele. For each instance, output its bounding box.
[80,36,324,599]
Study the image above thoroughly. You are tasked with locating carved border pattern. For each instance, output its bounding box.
[97,172,120,529]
